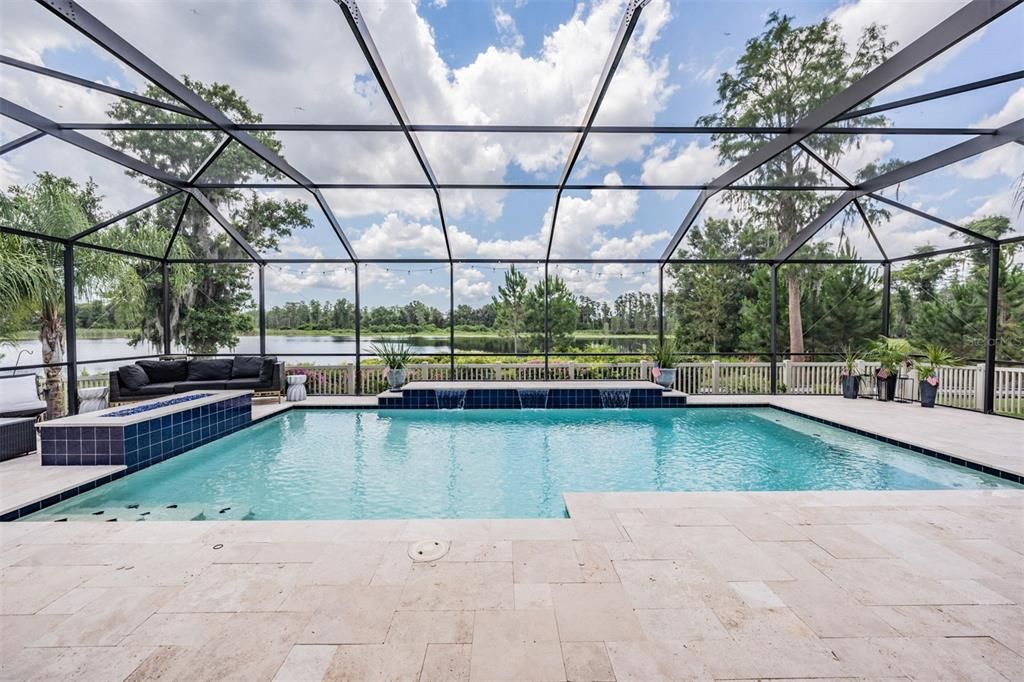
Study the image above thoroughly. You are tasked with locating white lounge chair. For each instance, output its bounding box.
[0,374,47,419]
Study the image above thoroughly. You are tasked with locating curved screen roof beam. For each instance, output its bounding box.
[0,54,199,118]
[833,70,1024,123]
[336,0,453,262]
[545,0,649,263]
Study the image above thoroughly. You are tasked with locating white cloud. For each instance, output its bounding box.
[872,198,965,256]
[351,213,450,259]
[547,173,639,256]
[974,86,1024,128]
[412,283,443,297]
[830,0,976,94]
[493,7,525,51]
[640,140,725,192]
[678,49,730,86]
[551,261,657,300]
[955,144,1024,181]
[960,192,1024,234]
[954,87,1024,181]
[453,268,492,302]
[835,135,894,180]
[265,262,355,294]
[591,230,671,259]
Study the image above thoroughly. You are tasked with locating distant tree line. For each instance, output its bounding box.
[262,275,660,350]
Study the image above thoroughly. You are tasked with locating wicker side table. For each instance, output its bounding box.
[0,417,36,462]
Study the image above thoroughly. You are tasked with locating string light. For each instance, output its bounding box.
[264,263,655,281]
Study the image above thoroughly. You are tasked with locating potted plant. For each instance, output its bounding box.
[369,341,412,392]
[916,344,956,408]
[839,345,862,399]
[650,337,679,391]
[867,337,912,402]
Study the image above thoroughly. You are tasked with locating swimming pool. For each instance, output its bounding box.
[23,408,1017,521]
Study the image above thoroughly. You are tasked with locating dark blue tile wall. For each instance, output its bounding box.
[40,394,251,470]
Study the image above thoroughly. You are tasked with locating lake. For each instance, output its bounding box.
[2,333,656,373]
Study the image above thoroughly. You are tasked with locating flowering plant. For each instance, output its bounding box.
[287,367,326,385]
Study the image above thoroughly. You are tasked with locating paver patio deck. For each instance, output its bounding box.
[1,489,1021,680]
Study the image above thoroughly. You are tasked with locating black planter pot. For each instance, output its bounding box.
[919,380,938,408]
[876,374,898,401]
[841,375,860,399]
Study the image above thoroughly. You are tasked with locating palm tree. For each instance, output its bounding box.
[0,239,51,348]
[0,173,183,416]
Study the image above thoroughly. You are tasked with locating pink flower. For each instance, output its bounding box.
[927,376,939,387]
[877,368,890,379]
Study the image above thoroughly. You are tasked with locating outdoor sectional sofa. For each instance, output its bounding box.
[110,356,285,404]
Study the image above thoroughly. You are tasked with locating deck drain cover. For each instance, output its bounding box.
[409,540,449,562]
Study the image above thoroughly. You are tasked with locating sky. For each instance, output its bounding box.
[1,0,1022,310]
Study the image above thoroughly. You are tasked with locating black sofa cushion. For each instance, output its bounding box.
[187,359,234,381]
[137,360,189,383]
[125,382,176,397]
[232,355,264,379]
[173,381,227,393]
[118,364,150,391]
[223,378,270,390]
[259,358,276,383]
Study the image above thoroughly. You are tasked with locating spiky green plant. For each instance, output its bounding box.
[867,336,912,379]
[840,344,862,377]
[651,337,679,368]
[916,344,958,380]
[368,341,412,370]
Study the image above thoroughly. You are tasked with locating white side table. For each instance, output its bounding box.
[78,386,109,413]
[286,374,307,402]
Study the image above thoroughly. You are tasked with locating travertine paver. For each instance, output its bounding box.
[1,495,1023,679]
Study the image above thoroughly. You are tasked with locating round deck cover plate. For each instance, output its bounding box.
[409,539,449,562]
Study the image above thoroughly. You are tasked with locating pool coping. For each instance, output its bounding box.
[2,399,1019,521]
[36,390,253,427]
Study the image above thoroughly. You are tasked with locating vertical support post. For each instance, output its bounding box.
[543,262,550,381]
[64,244,78,416]
[449,264,455,379]
[881,262,891,337]
[161,262,171,355]
[770,265,778,395]
[258,264,267,356]
[984,244,999,414]
[354,263,362,395]
[657,264,665,344]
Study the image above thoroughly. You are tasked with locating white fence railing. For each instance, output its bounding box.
[54,361,1024,416]
[279,361,1024,413]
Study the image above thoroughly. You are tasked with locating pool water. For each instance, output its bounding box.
[24,408,1016,521]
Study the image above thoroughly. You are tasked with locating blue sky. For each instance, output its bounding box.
[1,0,1021,310]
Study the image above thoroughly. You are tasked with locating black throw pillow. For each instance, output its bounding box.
[118,364,150,391]
[231,355,264,379]
[258,358,276,384]
[137,359,188,383]
[187,358,234,381]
